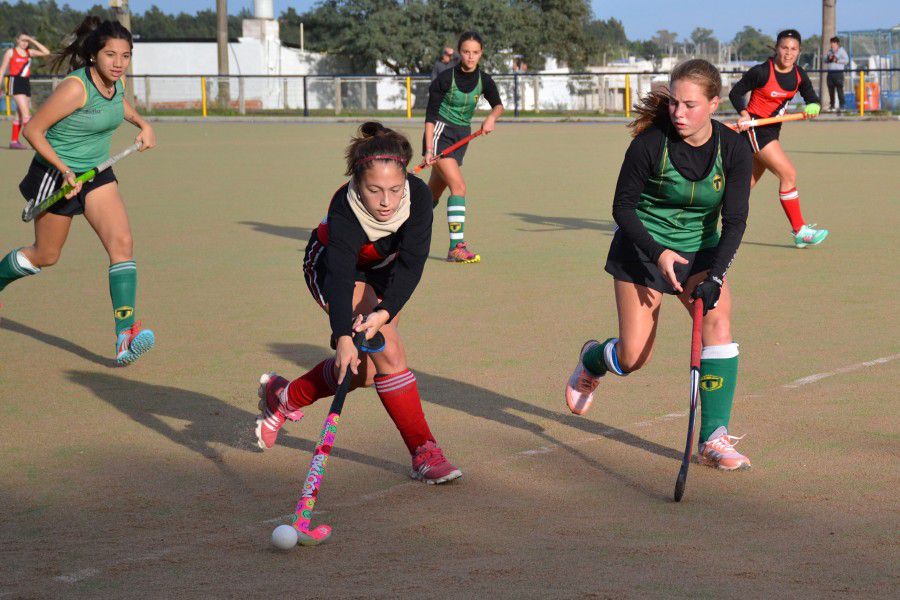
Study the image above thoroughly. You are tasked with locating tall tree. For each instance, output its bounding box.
[732,26,774,61]
[690,27,717,56]
[651,29,678,56]
[585,17,628,64]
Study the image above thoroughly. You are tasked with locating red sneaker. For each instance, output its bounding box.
[410,441,462,484]
[254,372,302,450]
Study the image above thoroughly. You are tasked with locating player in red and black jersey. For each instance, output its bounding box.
[729,29,828,248]
[254,122,462,485]
[0,33,50,149]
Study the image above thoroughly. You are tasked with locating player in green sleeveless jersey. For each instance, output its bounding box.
[0,17,157,365]
[424,31,503,263]
[564,60,755,471]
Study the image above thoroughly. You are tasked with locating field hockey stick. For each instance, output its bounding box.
[412,129,484,174]
[21,141,142,222]
[725,112,808,131]
[289,330,386,547]
[674,298,704,502]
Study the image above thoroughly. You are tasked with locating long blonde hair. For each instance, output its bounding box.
[628,59,722,137]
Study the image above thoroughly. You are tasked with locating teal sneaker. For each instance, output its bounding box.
[793,224,829,248]
[116,321,155,365]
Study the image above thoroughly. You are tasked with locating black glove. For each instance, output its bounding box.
[691,275,723,315]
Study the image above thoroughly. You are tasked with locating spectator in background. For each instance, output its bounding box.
[825,36,849,112]
[431,46,459,80]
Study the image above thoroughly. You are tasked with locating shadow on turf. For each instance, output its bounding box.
[65,370,407,476]
[270,342,681,496]
[1,318,117,367]
[238,221,312,241]
[509,213,617,233]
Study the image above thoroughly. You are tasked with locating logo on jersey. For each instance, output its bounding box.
[712,174,723,192]
[115,306,134,320]
[449,223,462,233]
[699,375,724,392]
[769,90,790,98]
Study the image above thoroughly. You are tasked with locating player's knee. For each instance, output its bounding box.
[704,316,733,346]
[450,182,467,196]
[617,344,652,372]
[33,249,61,267]
[108,234,133,260]
[779,166,797,187]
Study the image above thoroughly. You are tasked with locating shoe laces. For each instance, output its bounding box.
[705,433,745,454]
[416,443,445,466]
[576,370,599,393]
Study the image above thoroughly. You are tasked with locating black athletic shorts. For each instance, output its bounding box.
[19,157,117,217]
[302,231,394,310]
[423,120,471,166]
[741,120,782,153]
[604,229,716,295]
[9,76,31,97]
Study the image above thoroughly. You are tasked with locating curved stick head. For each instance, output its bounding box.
[297,524,332,546]
[674,471,686,502]
[360,331,386,354]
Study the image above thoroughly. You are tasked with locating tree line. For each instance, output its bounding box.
[1,0,821,74]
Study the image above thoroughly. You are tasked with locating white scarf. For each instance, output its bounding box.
[346,179,411,241]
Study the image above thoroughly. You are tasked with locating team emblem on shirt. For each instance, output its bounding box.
[699,375,724,391]
[712,174,724,192]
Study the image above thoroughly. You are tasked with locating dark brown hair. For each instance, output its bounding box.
[50,16,133,73]
[458,31,483,51]
[628,59,722,137]
[830,36,840,44]
[776,29,802,46]
[344,122,413,183]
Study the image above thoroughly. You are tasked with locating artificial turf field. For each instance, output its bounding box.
[0,120,897,599]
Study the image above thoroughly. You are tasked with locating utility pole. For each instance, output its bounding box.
[110,0,134,105]
[821,0,837,102]
[216,0,230,108]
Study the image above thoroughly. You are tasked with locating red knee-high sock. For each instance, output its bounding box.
[285,358,337,412]
[779,187,805,233]
[374,370,435,455]
[11,120,21,142]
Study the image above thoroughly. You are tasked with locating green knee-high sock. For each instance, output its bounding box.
[699,343,740,442]
[109,260,137,334]
[581,338,627,377]
[447,195,466,250]
[0,248,40,292]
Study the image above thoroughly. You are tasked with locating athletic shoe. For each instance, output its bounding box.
[9,141,26,150]
[447,242,481,264]
[565,340,602,415]
[410,441,462,484]
[255,372,303,450]
[793,224,829,248]
[115,321,155,365]
[697,426,751,471]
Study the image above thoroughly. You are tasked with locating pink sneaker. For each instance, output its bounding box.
[565,340,601,415]
[698,427,751,471]
[410,441,462,484]
[447,242,480,264]
[254,372,303,450]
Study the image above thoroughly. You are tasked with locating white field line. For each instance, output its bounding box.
[782,354,900,389]
[49,352,899,586]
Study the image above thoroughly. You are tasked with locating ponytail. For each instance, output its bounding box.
[50,17,133,74]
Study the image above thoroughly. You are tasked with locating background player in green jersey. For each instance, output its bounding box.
[0,17,157,365]
[565,60,755,471]
[423,31,503,263]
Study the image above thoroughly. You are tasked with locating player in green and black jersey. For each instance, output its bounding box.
[424,31,503,264]
[564,59,754,471]
[0,17,157,365]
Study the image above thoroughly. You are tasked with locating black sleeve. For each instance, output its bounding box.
[323,196,368,340]
[611,130,668,262]
[481,73,503,108]
[425,70,452,123]
[796,66,820,105]
[708,125,752,281]
[374,177,433,319]
[728,63,768,113]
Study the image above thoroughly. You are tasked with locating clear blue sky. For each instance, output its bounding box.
[22,1,900,41]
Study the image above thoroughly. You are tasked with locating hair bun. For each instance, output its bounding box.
[359,121,386,138]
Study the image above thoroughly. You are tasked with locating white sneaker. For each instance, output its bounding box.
[565,340,602,415]
[698,426,751,470]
